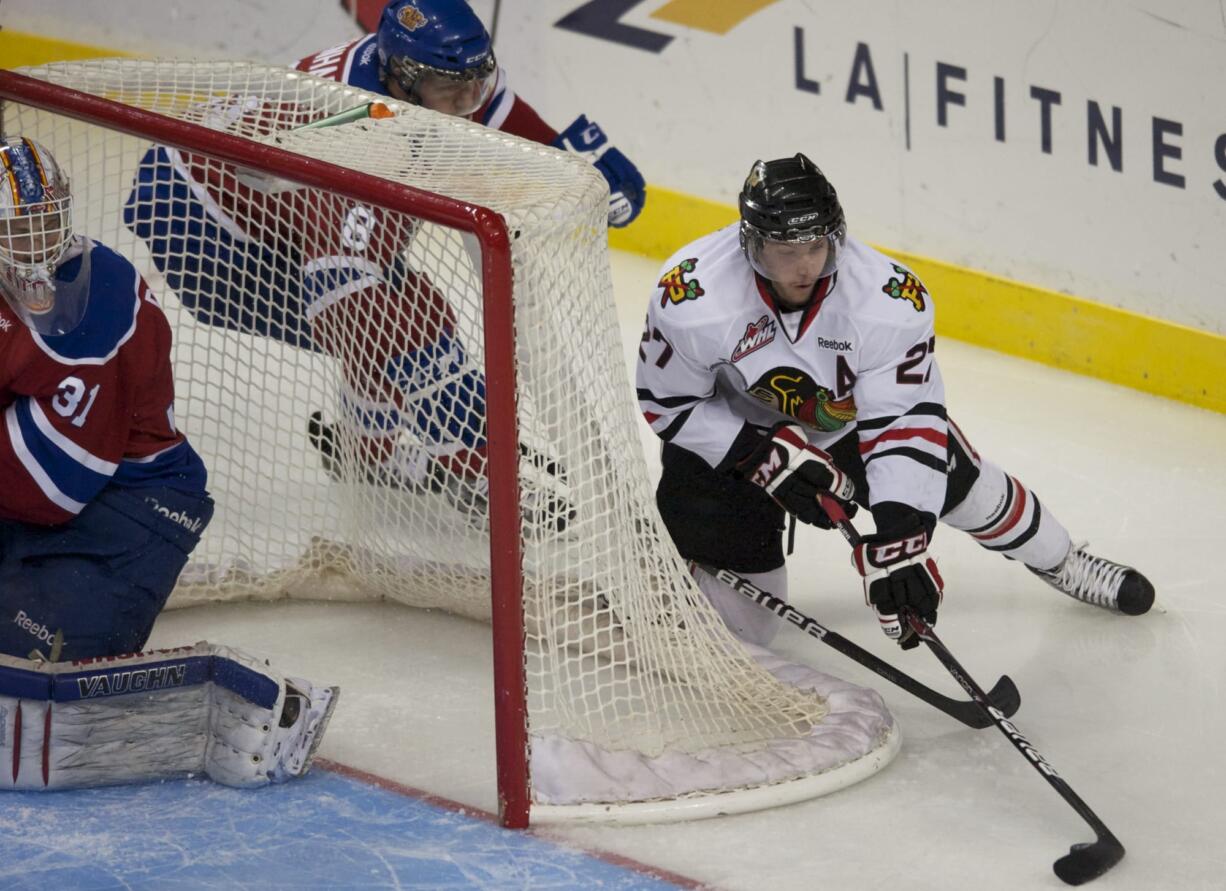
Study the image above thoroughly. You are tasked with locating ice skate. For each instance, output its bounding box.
[1031,544,1154,615]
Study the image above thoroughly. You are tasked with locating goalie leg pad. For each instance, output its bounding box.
[0,643,338,790]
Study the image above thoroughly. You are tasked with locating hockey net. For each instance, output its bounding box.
[0,60,896,825]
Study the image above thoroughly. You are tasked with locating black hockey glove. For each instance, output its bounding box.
[737,422,856,528]
[852,527,944,650]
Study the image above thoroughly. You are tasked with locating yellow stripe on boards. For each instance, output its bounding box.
[611,187,1226,415]
[894,251,1226,414]
[650,0,781,35]
[0,30,134,68]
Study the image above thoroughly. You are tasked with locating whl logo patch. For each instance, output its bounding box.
[658,258,705,307]
[882,264,928,312]
[732,315,776,361]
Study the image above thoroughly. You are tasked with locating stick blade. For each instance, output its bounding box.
[986,674,1021,718]
[1053,836,1125,885]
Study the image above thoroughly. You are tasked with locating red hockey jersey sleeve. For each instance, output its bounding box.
[475,70,560,145]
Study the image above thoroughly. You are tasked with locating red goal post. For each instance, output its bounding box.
[0,60,897,827]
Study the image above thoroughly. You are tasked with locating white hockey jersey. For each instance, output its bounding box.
[637,223,948,520]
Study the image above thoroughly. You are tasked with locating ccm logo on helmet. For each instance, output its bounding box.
[787,212,822,225]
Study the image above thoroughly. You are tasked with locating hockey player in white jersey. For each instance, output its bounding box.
[637,154,1153,648]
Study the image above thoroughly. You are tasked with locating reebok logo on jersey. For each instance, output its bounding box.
[732,315,776,362]
[817,336,853,351]
[0,316,11,332]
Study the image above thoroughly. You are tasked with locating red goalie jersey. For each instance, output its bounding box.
[0,240,206,526]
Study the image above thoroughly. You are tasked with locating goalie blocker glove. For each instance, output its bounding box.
[852,525,944,649]
[551,115,645,228]
[736,422,856,528]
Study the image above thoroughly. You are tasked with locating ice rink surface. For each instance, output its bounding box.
[13,250,1226,890]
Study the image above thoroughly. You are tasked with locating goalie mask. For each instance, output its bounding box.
[739,154,847,293]
[0,137,88,336]
[377,0,497,117]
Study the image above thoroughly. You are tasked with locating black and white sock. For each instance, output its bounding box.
[941,459,1070,571]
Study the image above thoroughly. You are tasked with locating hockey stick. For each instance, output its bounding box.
[694,563,1019,729]
[817,495,1125,885]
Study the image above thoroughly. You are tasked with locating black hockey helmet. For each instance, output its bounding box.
[739,154,846,280]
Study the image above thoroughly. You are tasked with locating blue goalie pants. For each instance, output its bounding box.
[0,486,214,661]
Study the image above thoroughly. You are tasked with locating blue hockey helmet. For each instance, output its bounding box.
[0,136,86,333]
[376,0,497,116]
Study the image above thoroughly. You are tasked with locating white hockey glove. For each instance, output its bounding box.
[737,422,857,528]
[852,528,944,649]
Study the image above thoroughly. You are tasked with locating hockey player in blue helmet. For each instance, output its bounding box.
[297,0,645,228]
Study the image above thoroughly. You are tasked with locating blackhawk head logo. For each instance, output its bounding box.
[747,367,857,433]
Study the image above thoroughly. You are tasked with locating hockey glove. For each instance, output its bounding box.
[551,115,646,228]
[737,422,856,528]
[308,412,574,533]
[852,528,944,649]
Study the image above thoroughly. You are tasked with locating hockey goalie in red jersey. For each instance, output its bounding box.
[0,137,338,791]
[124,0,616,527]
[637,154,1154,648]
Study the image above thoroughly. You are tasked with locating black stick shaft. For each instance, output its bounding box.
[906,613,1121,831]
[817,495,1124,883]
[694,563,1016,729]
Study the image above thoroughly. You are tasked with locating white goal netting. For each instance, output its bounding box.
[3,59,895,822]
